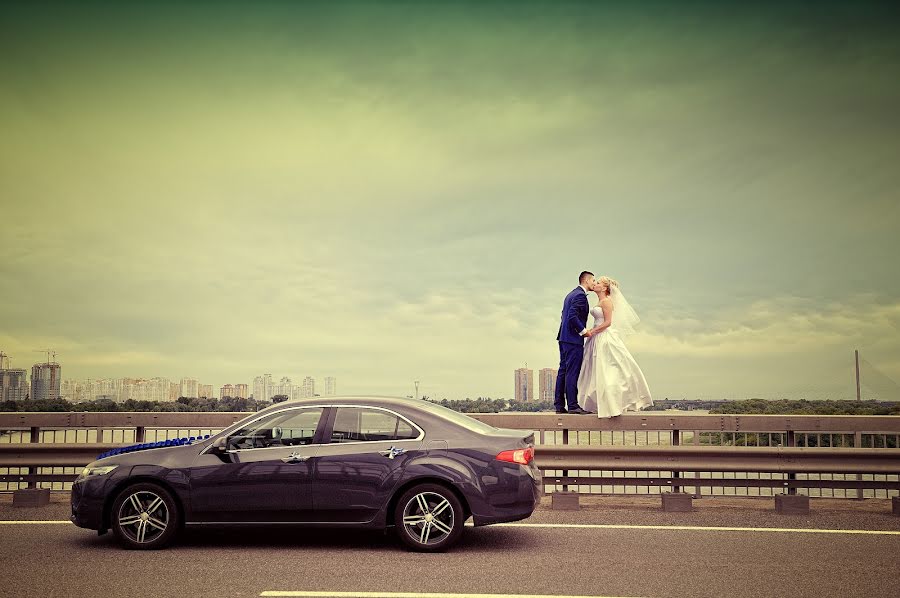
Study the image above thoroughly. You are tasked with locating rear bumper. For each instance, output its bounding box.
[472,504,536,526]
[471,463,541,526]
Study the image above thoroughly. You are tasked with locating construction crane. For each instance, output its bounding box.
[33,348,58,364]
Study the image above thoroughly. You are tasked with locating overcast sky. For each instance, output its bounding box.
[1,1,898,401]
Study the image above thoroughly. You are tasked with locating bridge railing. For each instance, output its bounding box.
[2,412,899,498]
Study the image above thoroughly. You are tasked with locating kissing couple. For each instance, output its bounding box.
[555,271,653,417]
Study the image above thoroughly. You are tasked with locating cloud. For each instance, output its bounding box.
[1,1,899,401]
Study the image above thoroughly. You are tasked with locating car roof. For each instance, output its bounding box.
[260,395,430,414]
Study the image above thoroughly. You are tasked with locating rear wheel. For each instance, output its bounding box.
[394,483,464,552]
[111,483,179,550]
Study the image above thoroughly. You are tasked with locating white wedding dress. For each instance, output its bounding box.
[577,305,653,418]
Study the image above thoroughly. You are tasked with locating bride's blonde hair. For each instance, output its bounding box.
[597,276,619,296]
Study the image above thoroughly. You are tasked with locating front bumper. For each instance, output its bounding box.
[70,476,109,531]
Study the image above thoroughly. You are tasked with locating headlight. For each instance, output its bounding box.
[79,465,118,478]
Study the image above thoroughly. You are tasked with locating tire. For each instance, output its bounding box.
[110,482,180,550]
[394,483,464,552]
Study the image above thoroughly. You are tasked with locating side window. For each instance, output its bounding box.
[395,418,419,440]
[330,408,420,443]
[228,408,323,450]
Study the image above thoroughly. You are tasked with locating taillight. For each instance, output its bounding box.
[495,446,534,465]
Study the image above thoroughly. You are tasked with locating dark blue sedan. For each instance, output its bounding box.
[71,396,541,551]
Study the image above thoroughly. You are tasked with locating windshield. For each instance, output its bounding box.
[417,401,498,434]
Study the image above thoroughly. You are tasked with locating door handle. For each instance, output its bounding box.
[282,453,311,463]
[379,446,407,460]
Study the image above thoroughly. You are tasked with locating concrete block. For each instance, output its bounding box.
[551,491,580,511]
[775,493,809,515]
[12,488,51,508]
[661,492,693,512]
[892,496,900,517]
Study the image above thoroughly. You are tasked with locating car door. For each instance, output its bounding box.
[311,406,424,523]
[188,406,326,522]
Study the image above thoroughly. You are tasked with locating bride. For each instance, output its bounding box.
[577,276,653,418]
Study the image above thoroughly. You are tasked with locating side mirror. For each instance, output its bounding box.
[210,436,228,454]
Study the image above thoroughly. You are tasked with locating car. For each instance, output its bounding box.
[71,396,541,552]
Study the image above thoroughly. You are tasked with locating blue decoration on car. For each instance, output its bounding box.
[97,434,210,460]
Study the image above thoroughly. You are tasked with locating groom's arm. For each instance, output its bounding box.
[566,293,590,338]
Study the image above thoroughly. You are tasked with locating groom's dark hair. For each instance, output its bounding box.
[579,271,594,284]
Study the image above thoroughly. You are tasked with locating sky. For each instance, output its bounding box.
[1,0,899,401]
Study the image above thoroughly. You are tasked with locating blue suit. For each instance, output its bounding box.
[555,286,588,411]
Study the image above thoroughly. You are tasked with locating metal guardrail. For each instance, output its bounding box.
[536,445,900,494]
[2,412,900,496]
[2,442,900,494]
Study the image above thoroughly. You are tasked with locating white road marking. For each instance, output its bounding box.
[483,522,900,536]
[2,520,899,536]
[0,520,73,524]
[260,593,643,598]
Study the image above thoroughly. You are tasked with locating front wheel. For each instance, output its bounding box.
[394,483,464,552]
[110,483,180,550]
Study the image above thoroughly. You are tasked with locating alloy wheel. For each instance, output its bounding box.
[401,491,455,546]
[116,490,169,544]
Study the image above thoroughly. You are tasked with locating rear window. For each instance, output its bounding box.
[416,401,498,434]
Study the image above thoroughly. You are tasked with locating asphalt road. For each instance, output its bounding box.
[1,496,899,598]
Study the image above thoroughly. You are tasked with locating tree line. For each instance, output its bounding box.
[0,396,272,413]
[0,396,896,415]
[709,399,899,416]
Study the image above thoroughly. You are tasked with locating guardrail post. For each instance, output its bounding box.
[855,431,863,500]
[561,428,569,492]
[786,430,796,495]
[672,429,681,493]
[26,426,40,489]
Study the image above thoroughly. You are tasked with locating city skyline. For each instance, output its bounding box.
[2,2,899,402]
[57,371,336,402]
[0,349,896,403]
[0,353,338,403]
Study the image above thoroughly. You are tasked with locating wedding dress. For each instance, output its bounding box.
[577,302,653,418]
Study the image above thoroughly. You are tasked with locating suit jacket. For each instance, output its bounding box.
[557,286,589,345]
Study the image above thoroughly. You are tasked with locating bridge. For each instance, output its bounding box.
[1,412,899,597]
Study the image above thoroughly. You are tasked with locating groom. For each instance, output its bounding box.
[554,271,596,415]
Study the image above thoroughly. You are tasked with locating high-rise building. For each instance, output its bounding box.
[220,383,249,399]
[180,378,199,399]
[198,384,214,398]
[1,367,28,401]
[514,367,534,402]
[300,376,315,398]
[31,362,61,401]
[538,368,557,402]
[253,374,273,402]
[118,377,171,403]
[119,378,139,402]
[148,377,172,402]
[59,377,173,403]
[80,378,118,402]
[323,376,336,396]
[60,379,79,401]
[275,377,293,399]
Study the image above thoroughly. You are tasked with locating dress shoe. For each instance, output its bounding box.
[555,409,568,414]
[568,407,594,415]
